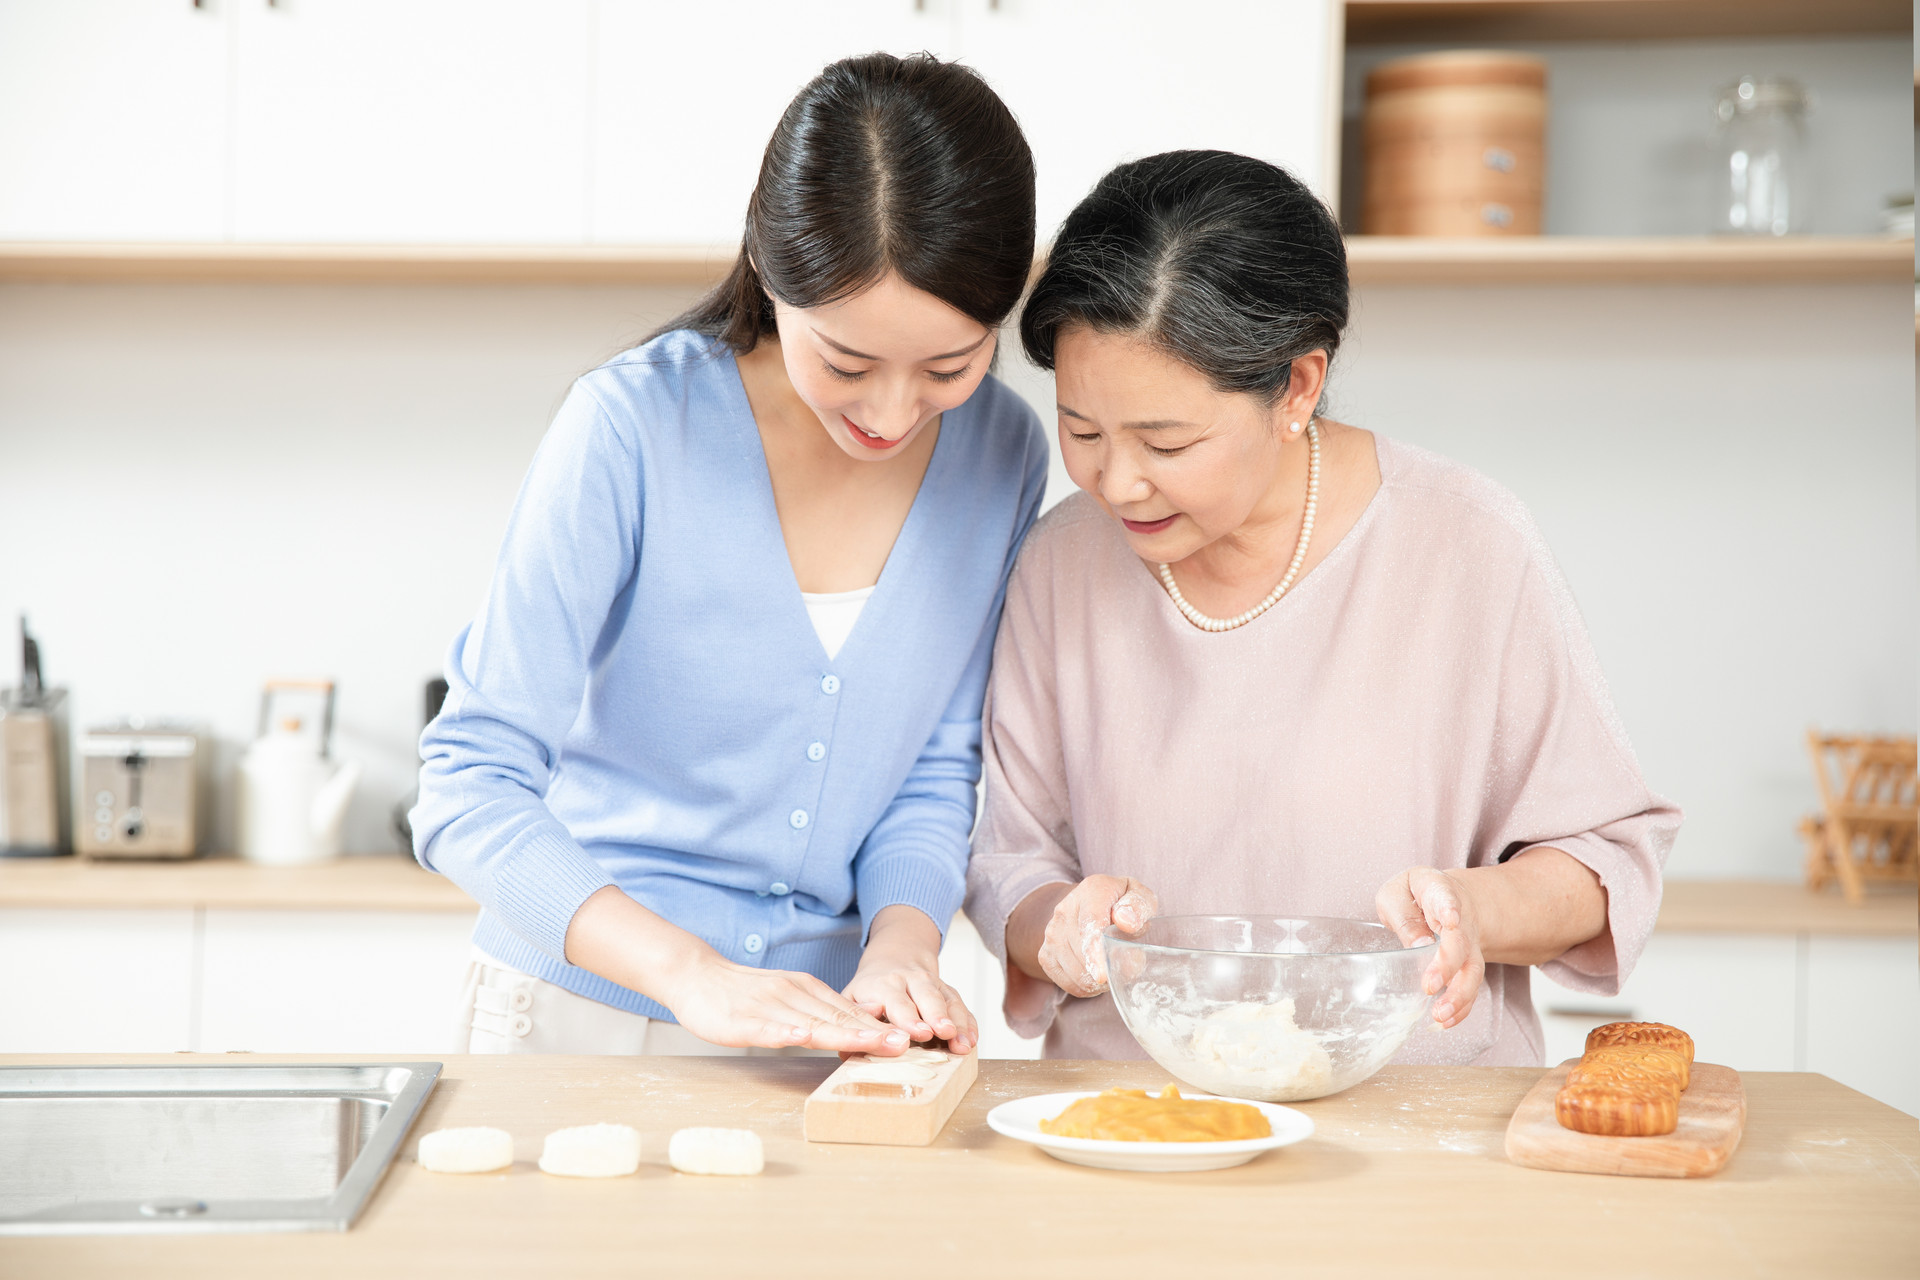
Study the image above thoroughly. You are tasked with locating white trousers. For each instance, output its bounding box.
[454,949,828,1056]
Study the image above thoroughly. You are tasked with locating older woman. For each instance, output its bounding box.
[965,150,1681,1065]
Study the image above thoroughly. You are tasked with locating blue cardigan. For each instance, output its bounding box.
[412,329,1049,1019]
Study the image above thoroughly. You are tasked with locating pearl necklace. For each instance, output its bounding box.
[1157,420,1320,633]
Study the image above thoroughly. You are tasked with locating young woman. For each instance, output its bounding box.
[966,151,1680,1065]
[413,53,1048,1057]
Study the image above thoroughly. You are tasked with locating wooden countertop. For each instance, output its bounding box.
[0,855,475,912]
[2,858,1911,936]
[4,1055,1914,1280]
[1655,879,1916,936]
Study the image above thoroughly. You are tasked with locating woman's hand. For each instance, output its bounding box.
[564,884,909,1054]
[1374,867,1483,1030]
[663,957,915,1054]
[1029,875,1159,998]
[843,904,977,1054]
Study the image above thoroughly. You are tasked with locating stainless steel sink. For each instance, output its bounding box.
[0,1062,440,1234]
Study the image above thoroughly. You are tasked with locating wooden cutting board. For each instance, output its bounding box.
[1504,1060,1746,1177]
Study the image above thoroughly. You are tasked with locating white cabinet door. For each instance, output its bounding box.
[954,0,1340,239]
[231,1,595,242]
[198,909,478,1053]
[0,1,228,239]
[590,0,953,245]
[1804,936,1919,1118]
[0,909,195,1052]
[1531,933,1801,1071]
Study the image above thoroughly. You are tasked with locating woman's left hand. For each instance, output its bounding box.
[843,904,978,1055]
[1374,868,1484,1030]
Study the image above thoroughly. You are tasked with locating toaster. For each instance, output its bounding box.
[75,723,202,859]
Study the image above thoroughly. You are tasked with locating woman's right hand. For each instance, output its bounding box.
[1033,875,1159,997]
[661,955,913,1055]
[564,885,910,1055]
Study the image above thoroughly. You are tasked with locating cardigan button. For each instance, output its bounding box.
[769,881,791,896]
[820,674,841,695]
[807,741,826,762]
[743,934,765,955]
[789,809,809,830]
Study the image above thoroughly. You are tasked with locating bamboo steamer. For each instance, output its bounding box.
[1362,50,1547,236]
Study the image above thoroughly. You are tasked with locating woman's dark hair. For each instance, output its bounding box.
[1021,150,1348,406]
[657,53,1035,351]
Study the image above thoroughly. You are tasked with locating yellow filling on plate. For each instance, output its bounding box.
[1039,1086,1272,1142]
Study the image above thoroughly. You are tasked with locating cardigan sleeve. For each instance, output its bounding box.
[851,419,1052,945]
[1476,546,1682,996]
[963,523,1083,1039]
[408,380,634,961]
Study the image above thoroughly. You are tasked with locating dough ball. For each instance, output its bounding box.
[417,1126,514,1174]
[538,1123,642,1177]
[669,1127,764,1176]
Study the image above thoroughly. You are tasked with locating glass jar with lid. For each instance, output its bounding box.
[1713,76,1811,235]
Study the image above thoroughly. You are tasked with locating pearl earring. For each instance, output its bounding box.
[1288,421,1303,434]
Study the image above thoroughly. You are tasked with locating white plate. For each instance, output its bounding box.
[985,1091,1314,1172]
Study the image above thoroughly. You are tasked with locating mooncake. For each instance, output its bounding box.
[1585,1021,1695,1064]
[1580,1043,1690,1091]
[1554,1080,1679,1137]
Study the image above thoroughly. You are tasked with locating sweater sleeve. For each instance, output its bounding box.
[408,381,636,961]
[1477,545,1682,996]
[963,524,1083,1039]
[852,423,1051,945]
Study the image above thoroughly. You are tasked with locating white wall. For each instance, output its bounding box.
[1329,281,1917,878]
[0,281,688,855]
[1,275,1913,881]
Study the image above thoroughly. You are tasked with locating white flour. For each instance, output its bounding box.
[1130,995,1335,1102]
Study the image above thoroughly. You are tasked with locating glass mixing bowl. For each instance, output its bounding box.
[1103,916,1437,1103]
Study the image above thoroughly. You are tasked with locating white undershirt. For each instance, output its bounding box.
[800,585,875,661]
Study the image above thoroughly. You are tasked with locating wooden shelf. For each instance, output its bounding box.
[0,240,735,287]
[2,236,1909,288]
[1345,0,1912,45]
[1346,235,1915,284]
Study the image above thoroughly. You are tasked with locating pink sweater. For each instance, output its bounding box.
[964,435,1680,1066]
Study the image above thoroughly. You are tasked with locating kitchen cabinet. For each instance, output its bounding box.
[0,908,195,1052]
[1802,935,1920,1119]
[589,0,953,245]
[1,0,1339,247]
[197,908,478,1053]
[231,0,597,243]
[0,1,229,240]
[0,904,474,1055]
[1535,931,1920,1116]
[956,0,1340,236]
[590,0,1342,244]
